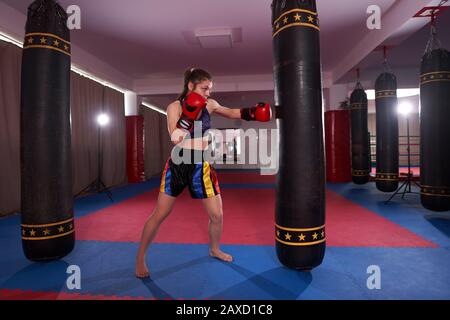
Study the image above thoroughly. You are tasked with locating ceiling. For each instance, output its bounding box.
[1,0,448,88]
[338,5,450,84]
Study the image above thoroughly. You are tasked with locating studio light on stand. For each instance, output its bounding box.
[97,113,109,127]
[385,102,421,204]
[75,113,113,202]
[398,101,412,116]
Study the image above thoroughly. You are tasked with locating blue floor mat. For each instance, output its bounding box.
[1,241,449,300]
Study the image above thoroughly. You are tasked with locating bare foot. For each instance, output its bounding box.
[209,249,233,262]
[135,260,150,278]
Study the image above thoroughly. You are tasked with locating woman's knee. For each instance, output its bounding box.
[150,193,175,222]
[153,206,172,223]
[209,210,223,223]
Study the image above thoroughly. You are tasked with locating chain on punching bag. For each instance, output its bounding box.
[272,0,326,270]
[420,23,450,212]
[375,72,399,192]
[20,0,74,261]
[350,82,370,184]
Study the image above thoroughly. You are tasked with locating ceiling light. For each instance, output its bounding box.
[195,27,234,49]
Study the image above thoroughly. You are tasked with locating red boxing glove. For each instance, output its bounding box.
[240,103,272,122]
[176,92,207,131]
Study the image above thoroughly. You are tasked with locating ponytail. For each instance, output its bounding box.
[177,67,212,101]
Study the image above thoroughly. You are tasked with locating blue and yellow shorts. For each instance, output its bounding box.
[160,158,221,199]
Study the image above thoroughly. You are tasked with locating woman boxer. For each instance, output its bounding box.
[135,68,271,278]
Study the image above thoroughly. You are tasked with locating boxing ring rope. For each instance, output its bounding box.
[370,135,421,168]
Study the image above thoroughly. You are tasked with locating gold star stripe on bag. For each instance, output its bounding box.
[376,173,399,181]
[275,224,325,246]
[22,218,74,240]
[273,9,320,37]
[23,32,71,56]
[376,90,397,99]
[352,169,370,177]
[421,185,450,197]
[420,71,450,85]
[350,103,368,110]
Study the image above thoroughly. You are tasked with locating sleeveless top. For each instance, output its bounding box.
[189,107,211,138]
[172,100,212,164]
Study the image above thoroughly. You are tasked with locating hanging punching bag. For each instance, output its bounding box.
[20,0,74,261]
[420,46,450,212]
[375,72,399,192]
[126,116,145,183]
[325,110,351,183]
[350,83,370,184]
[368,131,372,174]
[272,0,325,270]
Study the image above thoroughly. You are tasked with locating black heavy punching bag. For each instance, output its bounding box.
[272,0,325,270]
[420,32,450,211]
[350,83,370,184]
[375,72,399,192]
[20,0,74,261]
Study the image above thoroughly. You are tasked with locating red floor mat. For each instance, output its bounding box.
[218,170,420,184]
[76,188,436,247]
[217,172,276,184]
[0,289,152,300]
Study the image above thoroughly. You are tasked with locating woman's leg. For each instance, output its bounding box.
[135,192,177,278]
[202,194,233,262]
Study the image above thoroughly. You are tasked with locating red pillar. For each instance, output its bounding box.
[325,110,352,183]
[126,116,145,183]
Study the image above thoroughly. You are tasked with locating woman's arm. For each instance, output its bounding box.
[167,102,184,145]
[167,102,208,149]
[207,99,242,119]
[209,99,272,122]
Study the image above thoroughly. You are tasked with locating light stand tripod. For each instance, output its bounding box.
[385,112,420,204]
[75,114,113,202]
